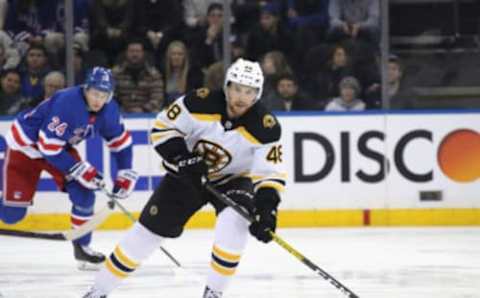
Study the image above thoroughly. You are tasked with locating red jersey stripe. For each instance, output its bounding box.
[108,131,131,149]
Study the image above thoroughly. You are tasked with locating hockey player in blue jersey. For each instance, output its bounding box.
[0,67,139,270]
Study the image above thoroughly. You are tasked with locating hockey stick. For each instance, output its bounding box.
[204,183,360,298]
[0,203,112,241]
[100,187,183,268]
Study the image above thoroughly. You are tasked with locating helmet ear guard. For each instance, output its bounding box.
[84,67,115,102]
[224,58,264,100]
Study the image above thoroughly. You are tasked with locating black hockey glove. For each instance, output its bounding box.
[249,188,280,243]
[176,153,208,190]
[225,188,255,216]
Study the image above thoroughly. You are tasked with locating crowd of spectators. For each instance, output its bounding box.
[0,0,387,115]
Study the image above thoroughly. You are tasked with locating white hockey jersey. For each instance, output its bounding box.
[150,88,286,193]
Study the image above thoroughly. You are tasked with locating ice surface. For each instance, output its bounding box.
[1,227,479,298]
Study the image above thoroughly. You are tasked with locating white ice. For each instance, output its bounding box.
[1,227,480,298]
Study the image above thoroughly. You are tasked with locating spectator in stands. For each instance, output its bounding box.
[232,0,285,38]
[3,0,63,60]
[134,0,185,62]
[0,42,7,70]
[246,2,295,62]
[204,61,224,92]
[54,0,90,53]
[89,0,136,66]
[365,54,415,109]
[231,39,247,61]
[286,0,330,66]
[300,44,329,101]
[72,43,89,85]
[386,55,415,108]
[261,50,294,101]
[184,0,221,29]
[351,41,381,109]
[19,44,50,106]
[6,0,88,67]
[42,71,65,100]
[325,76,366,111]
[0,34,20,70]
[25,70,65,110]
[303,44,354,103]
[191,3,230,70]
[112,39,164,113]
[161,40,204,107]
[328,0,380,45]
[264,73,317,111]
[323,44,354,97]
[0,68,25,115]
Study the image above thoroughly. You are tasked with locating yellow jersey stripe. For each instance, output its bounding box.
[153,120,168,129]
[250,173,288,182]
[191,113,222,122]
[150,130,183,144]
[114,246,139,268]
[212,245,241,262]
[255,181,285,193]
[235,126,260,144]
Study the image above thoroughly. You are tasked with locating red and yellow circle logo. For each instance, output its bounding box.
[437,129,480,182]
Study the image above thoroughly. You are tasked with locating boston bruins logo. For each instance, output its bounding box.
[263,114,276,128]
[193,140,232,173]
[149,205,158,216]
[196,88,210,99]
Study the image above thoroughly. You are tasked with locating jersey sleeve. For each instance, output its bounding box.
[250,139,287,194]
[150,95,195,161]
[99,101,133,170]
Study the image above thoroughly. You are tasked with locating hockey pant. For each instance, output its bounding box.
[0,148,96,246]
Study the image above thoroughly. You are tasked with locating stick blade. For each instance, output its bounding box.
[0,228,66,240]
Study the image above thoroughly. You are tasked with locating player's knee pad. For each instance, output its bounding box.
[219,207,250,226]
[0,200,27,224]
[118,223,165,260]
[215,208,250,244]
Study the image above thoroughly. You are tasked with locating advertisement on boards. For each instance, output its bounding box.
[0,112,478,214]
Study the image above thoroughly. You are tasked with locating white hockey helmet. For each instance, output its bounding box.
[224,58,264,100]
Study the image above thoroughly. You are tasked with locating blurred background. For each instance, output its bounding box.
[0,0,479,115]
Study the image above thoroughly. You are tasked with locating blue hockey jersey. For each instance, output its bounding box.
[5,86,132,173]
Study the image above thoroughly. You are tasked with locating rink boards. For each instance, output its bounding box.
[0,110,479,230]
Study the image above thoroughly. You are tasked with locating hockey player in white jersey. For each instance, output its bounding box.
[83,58,286,298]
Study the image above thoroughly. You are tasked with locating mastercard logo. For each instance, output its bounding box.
[437,129,480,182]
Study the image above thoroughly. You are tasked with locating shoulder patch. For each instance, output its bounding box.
[239,104,281,144]
[195,88,210,99]
[263,114,277,129]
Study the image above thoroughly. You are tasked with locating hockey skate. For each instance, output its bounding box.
[82,288,107,298]
[73,243,106,271]
[203,286,222,298]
